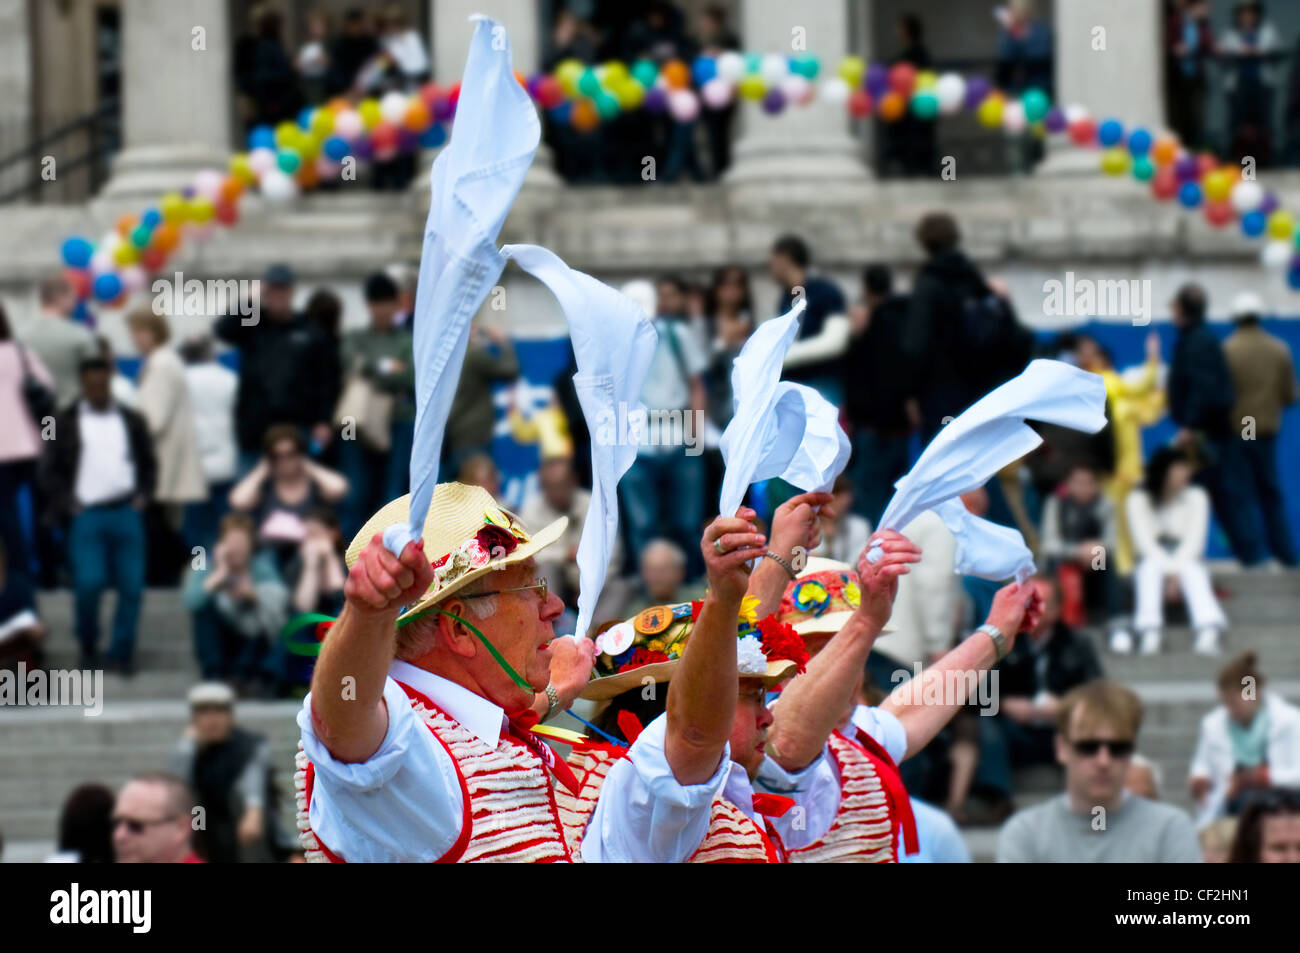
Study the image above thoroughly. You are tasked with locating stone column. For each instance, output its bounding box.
[1039,0,1165,175]
[0,0,32,200]
[100,0,233,200]
[724,0,872,204]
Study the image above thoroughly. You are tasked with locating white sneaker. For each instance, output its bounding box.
[1139,630,1162,655]
[1109,630,1134,654]
[1193,627,1222,656]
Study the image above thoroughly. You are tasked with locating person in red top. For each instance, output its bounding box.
[112,773,204,863]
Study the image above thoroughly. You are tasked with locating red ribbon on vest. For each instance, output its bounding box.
[751,792,796,818]
[854,727,920,858]
[507,708,582,796]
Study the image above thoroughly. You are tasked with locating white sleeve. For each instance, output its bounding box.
[755,750,841,848]
[1171,487,1210,568]
[582,712,732,863]
[851,704,910,764]
[297,677,466,862]
[782,313,850,369]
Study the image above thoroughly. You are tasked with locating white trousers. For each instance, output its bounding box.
[1133,557,1227,632]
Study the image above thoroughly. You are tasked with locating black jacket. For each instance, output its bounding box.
[997,620,1103,700]
[215,311,333,453]
[1169,318,1234,438]
[844,293,915,434]
[40,400,157,523]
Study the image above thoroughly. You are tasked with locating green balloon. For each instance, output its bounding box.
[911,92,939,120]
[745,52,762,74]
[277,148,300,174]
[791,55,820,79]
[631,58,658,88]
[130,224,152,249]
[1132,156,1156,181]
[578,67,601,98]
[1021,87,1050,123]
[594,92,620,120]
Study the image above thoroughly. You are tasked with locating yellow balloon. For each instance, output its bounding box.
[1267,210,1295,241]
[977,95,1004,128]
[113,243,140,266]
[359,98,382,129]
[556,58,583,97]
[1101,148,1130,176]
[739,74,766,100]
[189,197,214,223]
[837,55,865,88]
[229,153,256,186]
[310,108,333,136]
[1203,169,1231,202]
[614,79,644,110]
[160,192,187,224]
[915,70,937,91]
[603,60,629,83]
[274,121,298,147]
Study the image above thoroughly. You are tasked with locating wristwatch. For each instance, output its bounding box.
[544,683,561,722]
[977,623,1009,661]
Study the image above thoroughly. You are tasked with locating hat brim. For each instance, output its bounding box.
[345,494,568,622]
[578,657,798,702]
[790,609,894,636]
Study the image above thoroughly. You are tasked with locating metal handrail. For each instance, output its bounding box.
[0,98,120,204]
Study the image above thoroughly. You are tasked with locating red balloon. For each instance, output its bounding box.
[65,267,92,300]
[536,75,564,109]
[1196,152,1218,177]
[1069,118,1096,145]
[887,62,916,96]
[1204,200,1234,227]
[848,89,872,119]
[371,121,400,153]
[419,81,441,107]
[1151,167,1178,201]
[447,83,461,109]
[215,200,239,225]
[140,246,167,271]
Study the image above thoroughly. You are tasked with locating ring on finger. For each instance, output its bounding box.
[714,537,728,555]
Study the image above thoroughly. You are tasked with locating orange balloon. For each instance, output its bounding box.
[1152,136,1179,166]
[218,176,244,203]
[403,99,431,132]
[571,98,599,132]
[878,91,906,122]
[296,162,319,189]
[662,59,690,90]
[152,222,181,253]
[116,213,137,236]
[514,70,528,89]
[327,97,350,113]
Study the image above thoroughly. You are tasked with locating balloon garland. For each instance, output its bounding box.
[58,52,1300,303]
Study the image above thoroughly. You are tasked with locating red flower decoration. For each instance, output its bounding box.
[690,599,704,621]
[475,524,518,559]
[756,615,810,674]
[616,647,670,673]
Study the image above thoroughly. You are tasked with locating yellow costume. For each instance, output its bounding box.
[1100,359,1165,573]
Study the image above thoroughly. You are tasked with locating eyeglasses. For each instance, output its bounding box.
[112,815,178,835]
[1070,739,1135,758]
[460,578,548,603]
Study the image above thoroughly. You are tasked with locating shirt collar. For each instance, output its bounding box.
[723,759,757,821]
[388,659,507,747]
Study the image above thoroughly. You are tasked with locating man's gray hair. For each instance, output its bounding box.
[393,575,500,662]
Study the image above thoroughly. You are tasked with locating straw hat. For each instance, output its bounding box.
[345,482,567,622]
[579,598,807,701]
[779,556,892,637]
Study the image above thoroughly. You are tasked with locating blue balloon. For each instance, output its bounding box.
[323,135,350,161]
[418,123,447,149]
[1241,210,1267,237]
[1127,128,1152,156]
[298,106,315,129]
[1177,182,1202,208]
[1288,267,1300,290]
[61,236,94,269]
[692,56,717,86]
[548,102,572,124]
[140,208,162,229]
[92,272,122,302]
[1097,118,1124,147]
[248,125,276,150]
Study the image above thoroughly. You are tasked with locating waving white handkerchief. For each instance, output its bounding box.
[500,244,657,639]
[383,15,540,556]
[870,359,1107,582]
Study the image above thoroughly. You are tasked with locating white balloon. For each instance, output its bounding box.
[380,90,408,124]
[90,250,114,275]
[248,147,277,177]
[1231,180,1265,214]
[260,168,299,203]
[935,73,966,114]
[334,109,363,140]
[668,89,700,122]
[193,169,224,199]
[781,74,812,106]
[701,77,734,109]
[100,231,122,253]
[1261,240,1291,270]
[717,51,746,83]
[1002,100,1027,134]
[1065,103,1089,124]
[120,265,147,293]
[820,76,851,105]
[760,54,789,85]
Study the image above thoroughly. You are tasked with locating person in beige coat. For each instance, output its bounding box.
[127,310,208,509]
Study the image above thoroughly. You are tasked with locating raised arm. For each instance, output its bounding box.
[308,535,433,763]
[305,458,350,502]
[882,581,1041,759]
[228,459,269,512]
[746,491,833,619]
[664,508,767,785]
[768,530,920,771]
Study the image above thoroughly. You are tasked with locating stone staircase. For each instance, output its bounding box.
[1,569,1296,862]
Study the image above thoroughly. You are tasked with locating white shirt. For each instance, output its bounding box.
[1188,692,1300,828]
[901,798,972,863]
[383,29,430,77]
[184,363,239,484]
[75,401,136,506]
[1127,485,1210,570]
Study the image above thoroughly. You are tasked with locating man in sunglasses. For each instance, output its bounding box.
[112,773,203,863]
[996,680,1201,862]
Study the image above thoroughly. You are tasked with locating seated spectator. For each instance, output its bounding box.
[46,783,115,863]
[1125,754,1163,800]
[1201,816,1238,863]
[1040,463,1131,649]
[617,538,703,619]
[40,358,155,674]
[172,682,289,863]
[183,513,289,692]
[228,424,348,570]
[1228,787,1300,862]
[1189,651,1300,828]
[456,452,501,499]
[954,576,1102,823]
[996,680,1201,862]
[1127,446,1227,656]
[770,234,850,405]
[812,474,872,566]
[286,507,347,618]
[179,333,239,550]
[112,773,203,863]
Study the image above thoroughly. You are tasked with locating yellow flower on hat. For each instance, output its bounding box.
[648,640,666,653]
[738,595,761,625]
[844,582,861,608]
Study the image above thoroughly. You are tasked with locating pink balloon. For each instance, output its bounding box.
[334,110,363,140]
[701,78,733,110]
[668,89,700,122]
[193,169,224,199]
[248,147,277,177]
[120,265,147,293]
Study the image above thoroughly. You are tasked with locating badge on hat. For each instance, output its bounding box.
[598,620,636,656]
[634,606,673,636]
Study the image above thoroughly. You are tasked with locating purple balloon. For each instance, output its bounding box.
[1174,154,1200,183]
[181,186,196,198]
[397,128,418,152]
[1044,106,1067,133]
[1261,191,1280,214]
[964,75,991,109]
[865,63,889,97]
[644,87,669,114]
[352,137,374,161]
[526,74,544,100]
[762,89,786,114]
[433,96,455,122]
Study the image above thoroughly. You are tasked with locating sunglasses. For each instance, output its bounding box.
[112,815,178,835]
[1070,739,1135,758]
[460,578,548,603]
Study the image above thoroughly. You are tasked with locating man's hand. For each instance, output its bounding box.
[985,581,1044,652]
[1188,775,1212,803]
[548,635,598,708]
[1000,697,1036,724]
[702,507,766,605]
[854,530,921,630]
[769,491,833,571]
[344,534,433,616]
[311,422,333,449]
[237,806,263,846]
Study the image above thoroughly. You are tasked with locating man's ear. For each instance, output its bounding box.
[437,601,479,660]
